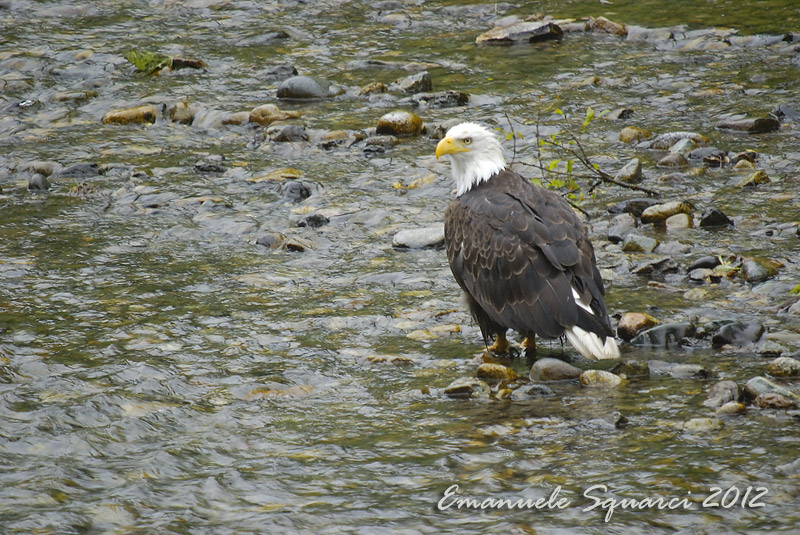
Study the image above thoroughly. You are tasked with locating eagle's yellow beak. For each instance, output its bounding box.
[436,136,470,160]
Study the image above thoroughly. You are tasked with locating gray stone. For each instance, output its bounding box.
[444,377,490,399]
[711,321,764,348]
[530,357,582,381]
[579,369,622,387]
[476,21,564,45]
[614,158,643,183]
[390,71,432,94]
[716,117,780,133]
[27,173,50,191]
[767,356,800,377]
[392,226,445,249]
[621,233,658,253]
[699,207,733,228]
[744,376,800,402]
[277,75,340,99]
[704,380,741,408]
[631,322,696,348]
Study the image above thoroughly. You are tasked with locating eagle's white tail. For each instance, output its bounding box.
[565,288,620,360]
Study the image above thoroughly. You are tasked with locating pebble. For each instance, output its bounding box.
[27,173,50,191]
[390,71,432,94]
[716,117,780,133]
[376,111,424,137]
[767,356,800,377]
[710,321,764,348]
[640,200,692,224]
[621,233,658,253]
[530,358,582,381]
[476,363,518,384]
[703,380,741,408]
[249,104,302,126]
[656,152,689,168]
[630,322,696,347]
[618,126,652,143]
[614,158,643,183]
[392,226,445,249]
[743,376,800,402]
[754,393,797,409]
[716,401,746,415]
[277,75,340,99]
[649,131,709,149]
[444,377,490,399]
[617,312,660,341]
[411,91,470,108]
[102,104,160,125]
[579,369,622,387]
[476,20,564,45]
[698,207,733,228]
[736,169,770,187]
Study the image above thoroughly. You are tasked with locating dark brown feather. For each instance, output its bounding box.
[444,168,614,345]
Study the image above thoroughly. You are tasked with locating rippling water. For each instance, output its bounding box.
[2,1,800,533]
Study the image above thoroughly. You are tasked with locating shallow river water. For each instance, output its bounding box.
[2,1,800,534]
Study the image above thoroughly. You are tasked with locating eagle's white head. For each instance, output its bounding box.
[435,122,507,196]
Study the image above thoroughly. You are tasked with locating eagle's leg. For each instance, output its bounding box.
[487,332,510,354]
[521,335,536,353]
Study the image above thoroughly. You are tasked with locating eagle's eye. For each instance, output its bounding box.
[463,137,472,145]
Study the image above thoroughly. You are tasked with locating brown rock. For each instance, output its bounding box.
[477,363,518,384]
[249,104,302,126]
[617,312,660,342]
[589,16,627,36]
[102,104,159,125]
[618,126,652,143]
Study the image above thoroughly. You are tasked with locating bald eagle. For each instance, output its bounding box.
[436,122,620,360]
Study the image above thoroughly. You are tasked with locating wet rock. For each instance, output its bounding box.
[589,16,626,36]
[23,161,61,177]
[530,358,582,381]
[364,135,398,154]
[297,213,329,228]
[736,169,770,187]
[740,257,779,283]
[630,256,679,276]
[283,236,314,252]
[767,356,800,377]
[57,162,102,178]
[754,392,797,409]
[640,201,692,224]
[621,233,658,253]
[656,152,689,169]
[744,376,800,402]
[411,91,469,109]
[607,213,637,243]
[604,108,635,121]
[262,64,297,81]
[444,377,490,399]
[579,369,622,387]
[249,104,302,126]
[730,150,758,166]
[281,181,311,202]
[698,207,733,228]
[665,213,692,230]
[52,90,97,103]
[631,322,696,347]
[476,20,564,45]
[617,312,660,342]
[687,256,721,271]
[716,401,746,415]
[670,364,711,379]
[649,131,709,149]
[681,417,723,432]
[711,321,765,348]
[357,81,387,96]
[618,126,652,143]
[27,173,50,191]
[614,158,643,183]
[256,233,284,249]
[476,362,517,384]
[703,380,741,408]
[390,71,432,94]
[267,124,308,142]
[102,104,159,125]
[376,111,423,137]
[669,138,696,156]
[194,160,227,173]
[688,268,713,283]
[610,360,650,377]
[167,101,195,124]
[277,75,341,99]
[392,226,445,249]
[756,340,786,358]
[716,117,780,133]
[608,198,660,218]
[510,383,554,400]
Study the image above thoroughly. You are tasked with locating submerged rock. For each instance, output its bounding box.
[390,71,432,94]
[610,360,650,378]
[510,383,555,400]
[681,417,723,433]
[267,124,308,142]
[277,75,341,99]
[618,126,652,143]
[27,173,50,191]
[476,20,564,45]
[249,104,302,126]
[392,226,445,249]
[102,104,159,125]
[736,169,770,187]
[444,377,490,399]
[617,312,660,342]
[530,358,582,381]
[411,91,469,108]
[716,117,780,133]
[281,181,311,202]
[656,152,689,169]
[57,162,102,178]
[376,111,423,137]
[631,322,696,347]
[703,380,741,408]
[711,321,764,348]
[649,131,709,149]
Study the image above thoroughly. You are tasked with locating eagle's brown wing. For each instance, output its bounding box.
[444,169,613,341]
